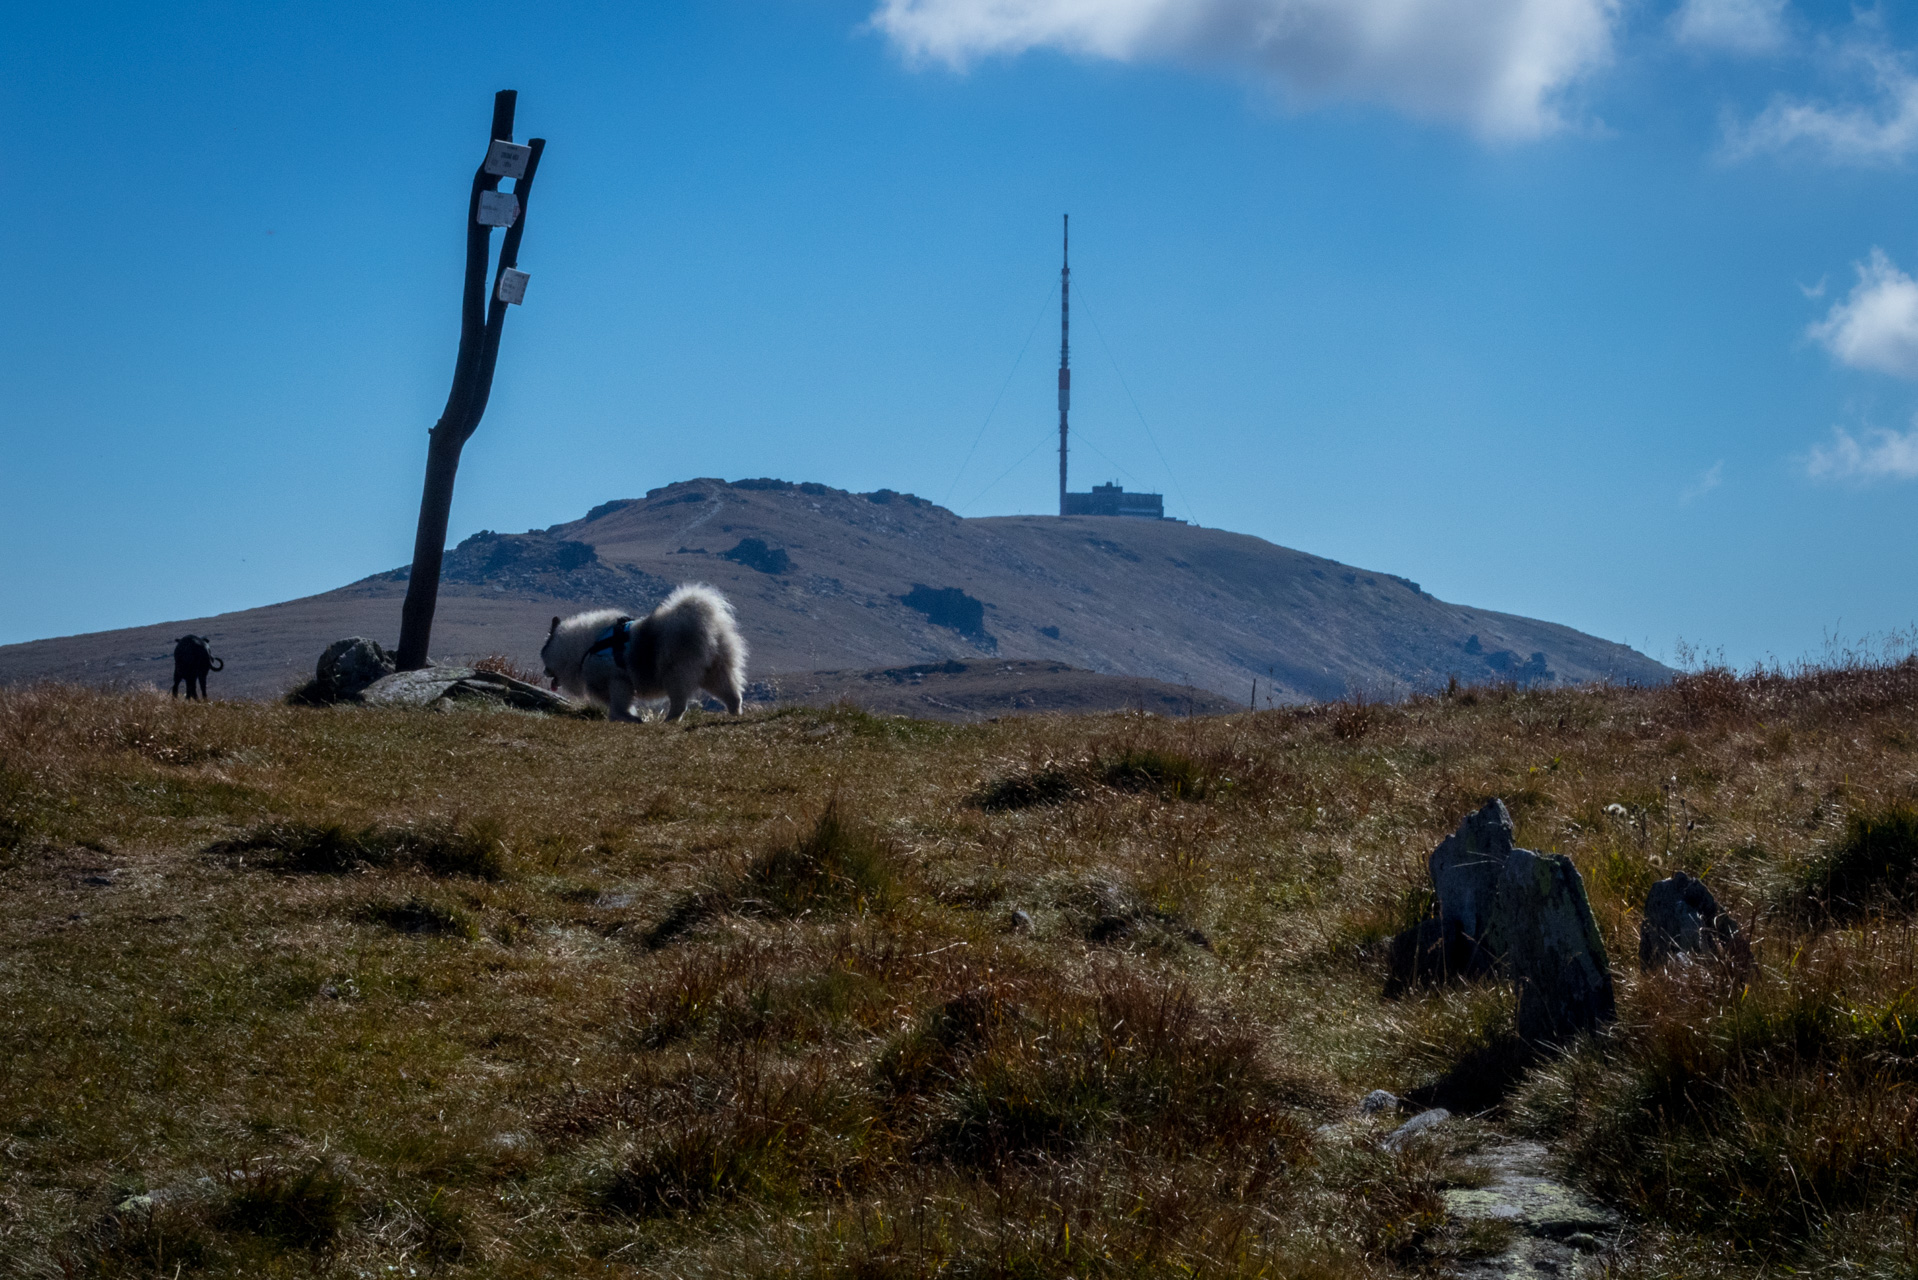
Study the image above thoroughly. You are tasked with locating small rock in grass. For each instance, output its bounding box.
[1360,1089,1407,1115]
[315,637,396,700]
[1381,1107,1451,1151]
[1008,908,1033,932]
[1639,870,1741,971]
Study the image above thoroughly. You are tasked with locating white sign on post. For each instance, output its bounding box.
[476,190,519,228]
[497,269,529,305]
[484,140,532,180]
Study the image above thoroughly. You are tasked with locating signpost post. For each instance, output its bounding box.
[395,90,546,671]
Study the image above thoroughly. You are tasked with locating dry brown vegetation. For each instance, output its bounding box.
[3,659,1918,1277]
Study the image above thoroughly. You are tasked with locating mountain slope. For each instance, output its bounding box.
[0,478,1667,701]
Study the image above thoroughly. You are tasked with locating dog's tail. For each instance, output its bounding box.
[679,583,745,652]
[656,583,747,693]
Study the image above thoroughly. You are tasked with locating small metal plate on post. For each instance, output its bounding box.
[497,269,529,305]
[484,140,532,179]
[477,190,519,228]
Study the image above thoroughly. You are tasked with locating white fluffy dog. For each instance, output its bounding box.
[541,585,746,722]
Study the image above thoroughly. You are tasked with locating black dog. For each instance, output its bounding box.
[171,635,223,700]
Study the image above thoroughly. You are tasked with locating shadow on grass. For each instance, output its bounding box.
[360,895,479,939]
[209,818,510,879]
[968,746,1220,812]
[1404,1029,1538,1114]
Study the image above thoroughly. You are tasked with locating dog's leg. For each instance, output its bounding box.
[606,673,640,722]
[706,662,743,715]
[172,676,182,699]
[662,693,690,722]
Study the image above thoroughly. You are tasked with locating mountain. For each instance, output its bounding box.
[0,478,1668,702]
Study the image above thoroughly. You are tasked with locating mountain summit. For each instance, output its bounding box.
[0,478,1667,701]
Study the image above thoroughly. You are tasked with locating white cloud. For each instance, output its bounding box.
[1672,0,1787,55]
[1806,425,1918,480]
[1808,249,1918,379]
[1728,43,1918,162]
[1681,460,1724,503]
[868,0,1620,140]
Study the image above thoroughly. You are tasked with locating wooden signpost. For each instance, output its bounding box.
[395,90,546,672]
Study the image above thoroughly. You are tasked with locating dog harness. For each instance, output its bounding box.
[581,617,635,673]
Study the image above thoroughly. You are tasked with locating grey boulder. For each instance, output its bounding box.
[1640,870,1742,971]
[1496,848,1616,1043]
[1381,1107,1451,1151]
[1428,798,1517,978]
[315,637,396,699]
[1386,798,1618,1045]
[1385,799,1515,994]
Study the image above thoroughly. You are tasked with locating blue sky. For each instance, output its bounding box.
[6,0,1918,667]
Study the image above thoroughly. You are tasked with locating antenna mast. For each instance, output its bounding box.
[1058,213,1070,517]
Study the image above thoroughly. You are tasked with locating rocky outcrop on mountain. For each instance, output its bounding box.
[366,529,677,605]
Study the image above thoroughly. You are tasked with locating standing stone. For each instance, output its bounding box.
[1640,871,1741,970]
[315,637,396,700]
[1494,849,1616,1043]
[1385,800,1519,995]
[1427,798,1518,978]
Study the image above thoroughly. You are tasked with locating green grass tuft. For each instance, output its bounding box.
[218,1162,353,1252]
[1099,746,1212,800]
[1795,803,1918,918]
[739,801,895,914]
[1514,946,1918,1251]
[968,765,1081,811]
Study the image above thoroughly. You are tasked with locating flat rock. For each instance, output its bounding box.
[357,667,577,714]
[1445,1140,1619,1279]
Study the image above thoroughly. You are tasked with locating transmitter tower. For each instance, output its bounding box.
[1057,214,1070,517]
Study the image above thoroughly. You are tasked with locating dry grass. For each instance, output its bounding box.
[4,659,1918,1276]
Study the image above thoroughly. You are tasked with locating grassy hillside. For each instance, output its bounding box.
[2,660,1914,1278]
